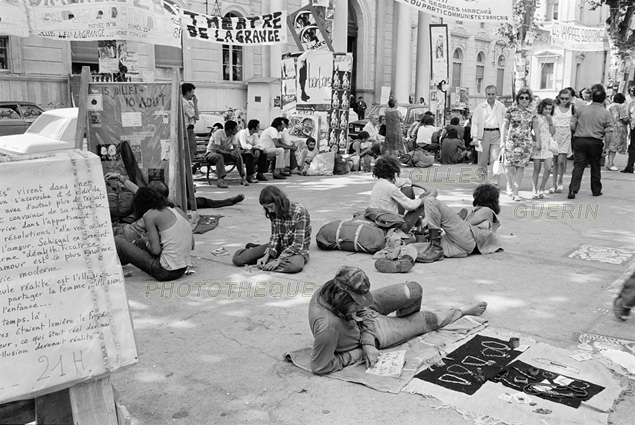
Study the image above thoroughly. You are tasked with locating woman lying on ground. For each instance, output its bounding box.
[114,186,194,281]
[232,186,311,273]
[309,266,487,375]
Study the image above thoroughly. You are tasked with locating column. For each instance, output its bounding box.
[332,0,348,53]
[415,12,431,105]
[393,1,412,103]
[268,0,283,78]
[374,0,386,104]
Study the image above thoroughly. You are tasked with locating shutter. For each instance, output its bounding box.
[71,41,99,64]
[155,45,183,68]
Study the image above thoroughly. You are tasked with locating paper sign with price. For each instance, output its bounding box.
[0,151,138,404]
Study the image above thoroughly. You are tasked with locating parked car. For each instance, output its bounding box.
[194,113,225,139]
[0,108,77,154]
[0,101,45,136]
[348,103,430,140]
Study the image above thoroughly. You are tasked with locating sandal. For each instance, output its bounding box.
[555,186,563,193]
[532,193,540,200]
[539,191,545,199]
[548,188,555,194]
[513,195,522,202]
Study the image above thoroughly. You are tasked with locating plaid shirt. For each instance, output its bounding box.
[268,202,311,261]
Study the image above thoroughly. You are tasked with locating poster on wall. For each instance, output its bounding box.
[330,53,352,152]
[281,53,301,113]
[430,24,449,88]
[181,9,287,45]
[86,83,172,185]
[395,0,513,23]
[313,0,335,45]
[455,87,469,108]
[296,50,334,112]
[288,4,334,52]
[551,21,606,52]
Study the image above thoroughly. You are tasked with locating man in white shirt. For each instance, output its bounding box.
[204,120,245,188]
[237,119,269,182]
[362,114,382,155]
[182,83,199,161]
[471,85,506,185]
[258,117,289,180]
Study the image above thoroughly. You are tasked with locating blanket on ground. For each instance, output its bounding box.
[193,214,222,234]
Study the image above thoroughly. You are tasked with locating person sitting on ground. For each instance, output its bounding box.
[105,175,243,242]
[415,115,441,155]
[309,266,488,375]
[301,137,318,175]
[280,117,304,175]
[440,117,465,142]
[370,157,437,233]
[205,120,249,188]
[114,186,194,281]
[258,118,291,180]
[440,128,469,164]
[349,131,378,170]
[416,183,502,263]
[237,119,269,182]
[232,186,311,273]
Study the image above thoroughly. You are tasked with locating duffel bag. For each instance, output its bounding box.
[316,220,386,253]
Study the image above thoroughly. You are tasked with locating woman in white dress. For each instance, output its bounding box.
[551,88,575,193]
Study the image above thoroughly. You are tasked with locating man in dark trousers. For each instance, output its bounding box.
[568,87,613,199]
[357,96,367,120]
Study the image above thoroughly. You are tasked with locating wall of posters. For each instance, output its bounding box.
[181,9,287,46]
[330,53,352,152]
[395,0,513,23]
[98,40,139,75]
[551,21,606,52]
[288,4,333,52]
[430,24,449,87]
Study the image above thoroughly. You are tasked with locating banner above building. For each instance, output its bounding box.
[0,0,182,47]
[551,21,606,51]
[395,0,513,23]
[181,9,287,45]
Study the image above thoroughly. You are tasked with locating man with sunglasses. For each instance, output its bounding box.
[471,85,506,186]
[568,88,613,198]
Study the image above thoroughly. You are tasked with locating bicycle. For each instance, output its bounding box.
[224,106,246,130]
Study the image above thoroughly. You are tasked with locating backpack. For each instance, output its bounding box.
[316,220,386,253]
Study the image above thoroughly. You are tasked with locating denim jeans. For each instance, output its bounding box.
[369,282,463,348]
[115,236,186,281]
[232,243,306,273]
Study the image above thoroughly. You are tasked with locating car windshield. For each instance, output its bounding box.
[409,107,428,123]
[26,114,70,141]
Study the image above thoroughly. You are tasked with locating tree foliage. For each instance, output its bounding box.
[495,0,542,51]
[589,0,635,58]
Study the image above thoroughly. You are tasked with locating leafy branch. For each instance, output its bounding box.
[588,0,635,59]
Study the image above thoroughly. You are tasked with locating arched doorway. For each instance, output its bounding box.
[347,2,358,96]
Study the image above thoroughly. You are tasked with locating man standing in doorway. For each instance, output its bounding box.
[182,83,199,162]
[568,88,613,198]
[471,85,506,186]
[357,96,367,120]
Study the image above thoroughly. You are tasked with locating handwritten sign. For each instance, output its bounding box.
[26,0,182,47]
[395,0,513,23]
[551,21,606,52]
[181,9,287,45]
[0,151,137,404]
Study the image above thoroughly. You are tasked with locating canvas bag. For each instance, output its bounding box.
[316,220,386,253]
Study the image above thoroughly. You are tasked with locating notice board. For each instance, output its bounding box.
[0,151,138,404]
[86,83,173,186]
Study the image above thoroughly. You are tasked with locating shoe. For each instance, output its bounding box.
[548,188,555,194]
[592,192,602,197]
[539,191,545,199]
[281,171,291,176]
[217,180,228,189]
[513,195,522,202]
[621,169,634,173]
[290,168,302,175]
[273,173,287,180]
[374,255,415,273]
[246,177,257,184]
[240,178,249,186]
[555,186,563,194]
[417,229,444,263]
[567,192,575,199]
[231,194,245,205]
[531,193,540,200]
[607,166,619,171]
[613,297,631,321]
[256,173,268,181]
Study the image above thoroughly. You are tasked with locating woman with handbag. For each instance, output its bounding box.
[531,98,557,199]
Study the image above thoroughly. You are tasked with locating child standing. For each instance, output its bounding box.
[531,98,556,199]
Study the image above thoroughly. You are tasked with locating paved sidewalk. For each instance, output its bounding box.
[112,160,635,424]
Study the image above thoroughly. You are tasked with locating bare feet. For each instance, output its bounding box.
[460,301,488,316]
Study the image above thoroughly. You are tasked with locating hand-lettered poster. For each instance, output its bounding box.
[26,0,182,47]
[551,21,606,51]
[396,0,513,23]
[0,151,137,404]
[296,50,333,112]
[430,24,449,87]
[86,83,172,186]
[288,4,333,52]
[181,9,287,45]
[0,0,29,37]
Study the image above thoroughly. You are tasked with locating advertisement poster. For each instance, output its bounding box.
[330,53,352,152]
[288,4,333,52]
[0,0,29,37]
[455,87,469,108]
[395,0,513,23]
[26,0,181,47]
[281,53,300,113]
[99,40,139,75]
[86,83,172,185]
[182,9,287,45]
[551,21,606,52]
[313,0,335,44]
[430,24,449,87]
[296,50,334,111]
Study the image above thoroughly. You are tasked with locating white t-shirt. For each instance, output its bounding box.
[259,127,279,150]
[237,128,259,150]
[416,125,438,145]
